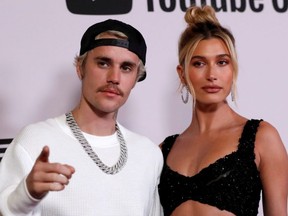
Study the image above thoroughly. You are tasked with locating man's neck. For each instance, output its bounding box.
[71,108,117,136]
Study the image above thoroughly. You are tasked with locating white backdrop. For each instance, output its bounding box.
[1,1,287,214]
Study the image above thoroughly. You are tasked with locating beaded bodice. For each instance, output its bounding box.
[158,119,263,216]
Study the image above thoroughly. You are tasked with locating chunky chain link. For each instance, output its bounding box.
[65,112,128,175]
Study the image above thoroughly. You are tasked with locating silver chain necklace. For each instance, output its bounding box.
[65,112,128,175]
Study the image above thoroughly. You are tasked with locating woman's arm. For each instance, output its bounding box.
[256,121,288,216]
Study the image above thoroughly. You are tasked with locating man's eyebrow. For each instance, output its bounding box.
[121,60,138,67]
[93,56,138,67]
[94,56,112,62]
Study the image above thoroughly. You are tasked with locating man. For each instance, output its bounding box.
[0,19,163,216]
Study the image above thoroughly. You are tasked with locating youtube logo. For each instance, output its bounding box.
[66,0,133,15]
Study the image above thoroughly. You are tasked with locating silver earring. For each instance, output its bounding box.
[231,91,235,102]
[181,85,189,104]
[231,82,236,102]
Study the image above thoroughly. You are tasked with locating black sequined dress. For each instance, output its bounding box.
[158,119,263,216]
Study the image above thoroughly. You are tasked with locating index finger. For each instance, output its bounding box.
[37,146,50,163]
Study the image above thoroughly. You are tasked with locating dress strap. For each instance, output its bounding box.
[238,119,263,160]
[161,135,178,161]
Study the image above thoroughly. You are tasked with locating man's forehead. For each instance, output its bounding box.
[89,47,140,64]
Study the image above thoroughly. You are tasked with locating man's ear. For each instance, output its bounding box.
[177,65,186,84]
[76,65,84,80]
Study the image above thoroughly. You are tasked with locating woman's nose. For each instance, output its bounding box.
[206,66,217,81]
[207,75,217,81]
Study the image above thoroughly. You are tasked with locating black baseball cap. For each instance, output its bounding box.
[79,19,147,81]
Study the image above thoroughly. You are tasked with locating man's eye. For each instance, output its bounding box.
[98,61,109,67]
[122,65,132,72]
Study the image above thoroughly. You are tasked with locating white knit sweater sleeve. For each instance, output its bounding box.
[0,136,42,216]
[148,139,164,216]
[149,183,163,216]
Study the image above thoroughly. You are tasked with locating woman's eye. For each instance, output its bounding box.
[218,60,229,66]
[192,61,205,67]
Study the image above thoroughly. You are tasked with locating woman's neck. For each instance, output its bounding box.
[190,102,238,133]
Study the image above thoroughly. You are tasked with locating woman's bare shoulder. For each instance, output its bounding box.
[255,120,287,160]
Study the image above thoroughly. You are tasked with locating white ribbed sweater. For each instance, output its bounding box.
[0,115,163,216]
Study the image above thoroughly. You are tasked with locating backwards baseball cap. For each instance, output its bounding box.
[79,19,147,81]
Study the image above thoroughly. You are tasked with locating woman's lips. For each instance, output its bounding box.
[202,85,222,93]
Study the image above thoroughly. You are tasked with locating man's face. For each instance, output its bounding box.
[77,45,139,115]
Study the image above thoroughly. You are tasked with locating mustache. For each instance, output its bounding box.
[97,84,124,96]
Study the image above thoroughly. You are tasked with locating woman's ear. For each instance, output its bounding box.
[177,65,186,84]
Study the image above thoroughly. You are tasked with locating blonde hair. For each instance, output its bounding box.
[178,5,238,105]
[74,30,146,82]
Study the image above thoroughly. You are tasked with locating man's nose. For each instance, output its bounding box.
[107,68,120,84]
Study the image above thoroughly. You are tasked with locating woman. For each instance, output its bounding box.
[158,5,288,216]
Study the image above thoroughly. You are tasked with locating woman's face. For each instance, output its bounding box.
[182,38,233,106]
